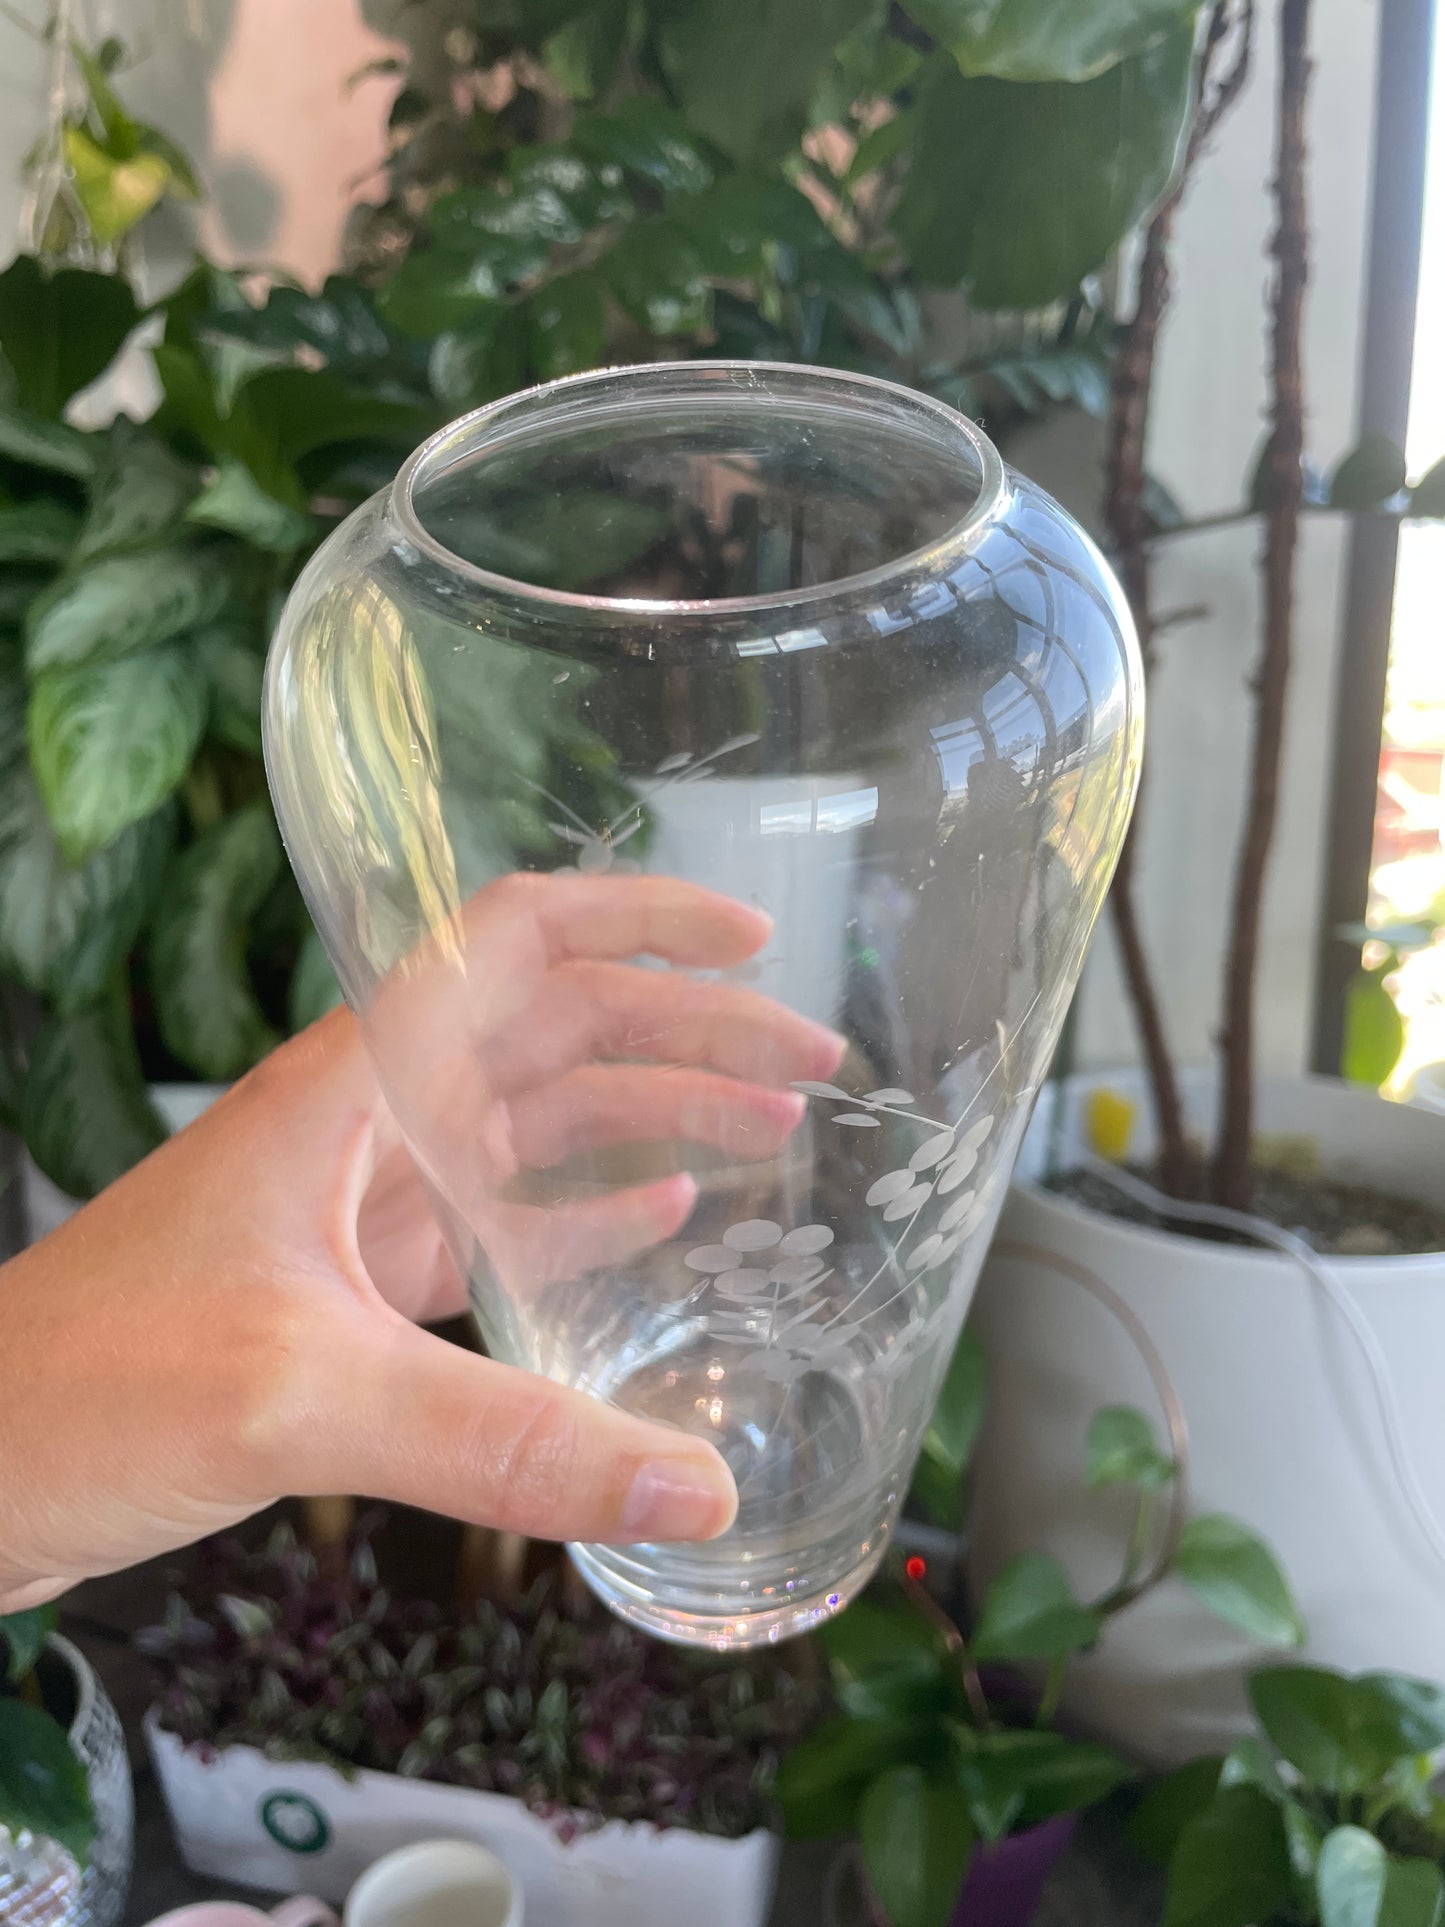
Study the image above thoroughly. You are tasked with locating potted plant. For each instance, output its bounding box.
[966,0,1445,1764]
[1132,1661,1445,1927]
[1,4,1206,1231]
[773,1332,1303,1927]
[0,1608,132,1927]
[139,1518,815,1923]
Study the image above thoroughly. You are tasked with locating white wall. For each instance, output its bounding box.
[0,0,396,285]
[1065,1,1380,1079]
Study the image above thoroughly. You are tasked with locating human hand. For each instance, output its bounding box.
[0,872,841,1611]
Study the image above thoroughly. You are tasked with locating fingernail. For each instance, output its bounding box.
[620,1455,738,1541]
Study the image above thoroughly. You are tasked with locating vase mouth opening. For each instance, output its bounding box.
[393,360,1008,619]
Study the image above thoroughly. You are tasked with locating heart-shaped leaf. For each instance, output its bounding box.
[1163,1784,1292,1927]
[1086,1404,1176,1489]
[859,1764,974,1927]
[1176,1515,1305,1648]
[29,646,208,862]
[0,254,138,417]
[0,1695,96,1865]
[149,801,282,1078]
[972,1552,1102,1661]
[902,0,1201,82]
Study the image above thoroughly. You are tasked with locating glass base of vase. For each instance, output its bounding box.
[567,1535,888,1649]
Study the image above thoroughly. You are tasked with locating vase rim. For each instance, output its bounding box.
[391,359,1009,619]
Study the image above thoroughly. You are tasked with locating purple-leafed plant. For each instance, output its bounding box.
[139,1517,818,1840]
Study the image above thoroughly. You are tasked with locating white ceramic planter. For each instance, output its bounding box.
[147,1719,777,1927]
[967,1069,1445,1768]
[20,1085,225,1243]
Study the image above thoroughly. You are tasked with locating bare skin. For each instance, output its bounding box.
[0,873,842,1612]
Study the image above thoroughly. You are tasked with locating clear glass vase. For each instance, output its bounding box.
[263,362,1141,1647]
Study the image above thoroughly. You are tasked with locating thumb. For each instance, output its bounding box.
[291,1317,739,1545]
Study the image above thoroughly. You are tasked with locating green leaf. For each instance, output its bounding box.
[239,367,432,469]
[973,1553,1102,1662]
[2,1605,56,1683]
[956,1728,1127,1841]
[29,647,207,863]
[1175,1515,1305,1647]
[924,1327,987,1476]
[63,122,172,245]
[149,801,282,1079]
[1329,434,1409,510]
[378,245,546,337]
[1163,1785,1293,1927]
[185,458,313,552]
[1128,1756,1225,1865]
[1342,966,1405,1087]
[822,1596,950,1721]
[0,500,79,565]
[895,30,1196,309]
[0,662,172,1009]
[1249,1669,1420,1794]
[428,309,528,415]
[25,548,227,673]
[75,426,199,561]
[659,0,878,161]
[572,98,714,199]
[195,622,264,754]
[602,219,711,336]
[1357,1675,1445,1757]
[903,0,1201,81]
[0,1695,96,1865]
[1317,1827,1444,1927]
[543,0,629,98]
[774,1714,915,1838]
[526,273,606,380]
[289,925,344,1032]
[859,1765,974,1927]
[1409,455,1445,518]
[1086,1404,1176,1489]
[910,1443,966,1530]
[0,398,98,479]
[0,255,138,417]
[23,997,167,1199]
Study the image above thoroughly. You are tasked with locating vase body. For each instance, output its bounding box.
[263,361,1141,1646]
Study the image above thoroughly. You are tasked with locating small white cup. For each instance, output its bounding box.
[343,1840,522,1927]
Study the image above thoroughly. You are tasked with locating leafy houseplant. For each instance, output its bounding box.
[1134,1664,1445,1927]
[0,4,1217,1199]
[140,1517,816,1840]
[0,1607,95,1870]
[775,1333,1304,1927]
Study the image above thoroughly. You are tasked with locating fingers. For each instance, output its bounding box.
[500,1172,699,1286]
[507,1065,807,1168]
[483,962,845,1096]
[465,871,773,970]
[297,1314,738,1544]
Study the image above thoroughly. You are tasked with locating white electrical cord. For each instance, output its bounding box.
[1075,1149,1445,1578]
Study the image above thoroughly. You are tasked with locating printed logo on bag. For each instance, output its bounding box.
[259,1790,331,1854]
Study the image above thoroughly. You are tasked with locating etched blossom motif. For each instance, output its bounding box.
[795,1080,999,1276]
[533,731,762,875]
[682,1218,857,1386]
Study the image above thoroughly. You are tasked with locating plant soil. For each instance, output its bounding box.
[1047,1165,1445,1257]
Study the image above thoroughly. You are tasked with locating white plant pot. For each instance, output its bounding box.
[146,1719,777,1927]
[20,1085,225,1243]
[967,1069,1445,1768]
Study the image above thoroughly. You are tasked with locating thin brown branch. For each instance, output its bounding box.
[1214,0,1312,1208]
